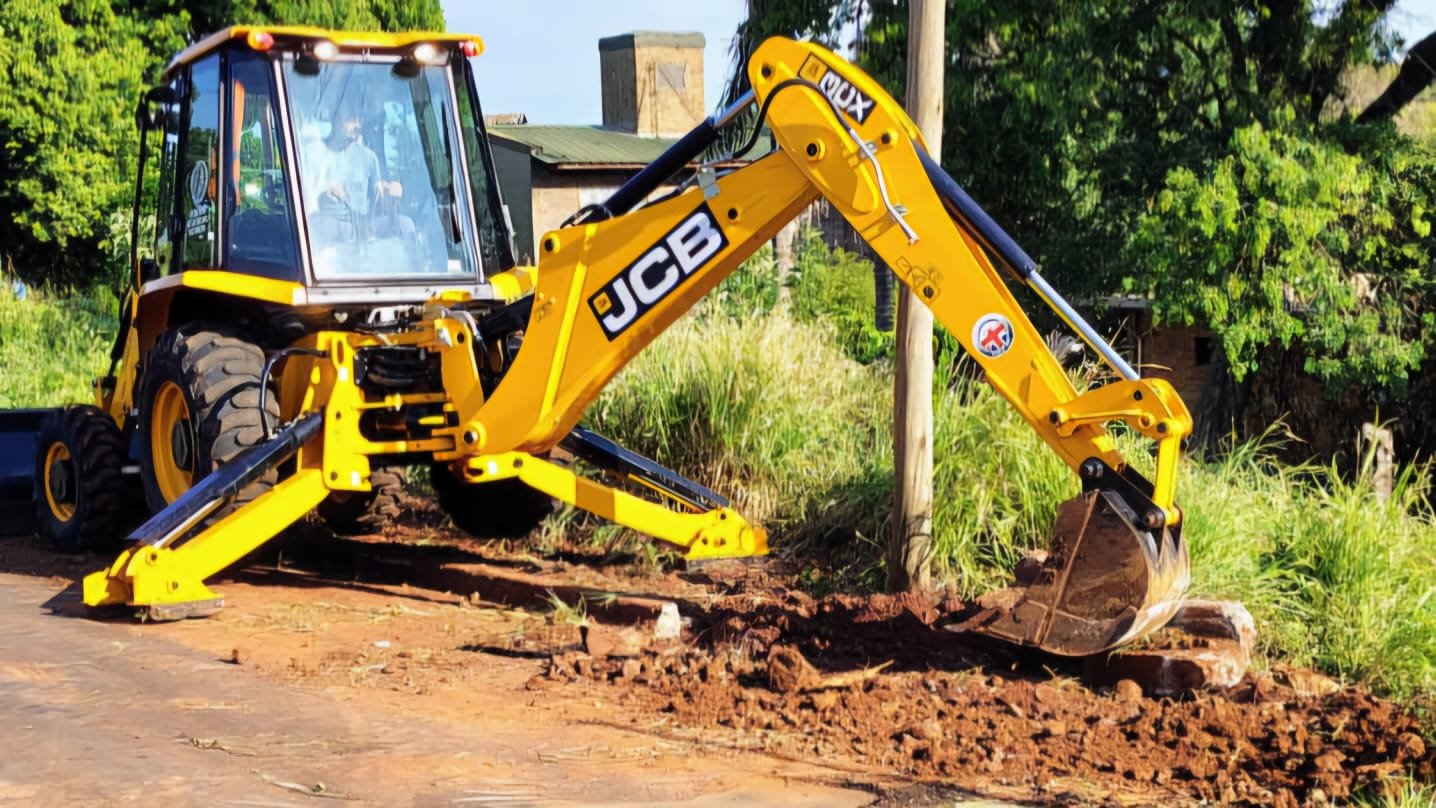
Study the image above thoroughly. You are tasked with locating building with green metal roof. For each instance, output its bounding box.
[485,31,745,260]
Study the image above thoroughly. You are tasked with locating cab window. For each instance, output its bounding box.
[454,61,514,273]
[282,57,477,279]
[181,56,221,269]
[224,52,299,277]
[145,84,182,281]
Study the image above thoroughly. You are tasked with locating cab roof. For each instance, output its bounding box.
[163,25,484,80]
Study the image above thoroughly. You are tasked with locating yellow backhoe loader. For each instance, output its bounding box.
[0,27,1191,656]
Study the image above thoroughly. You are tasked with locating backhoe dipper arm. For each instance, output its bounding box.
[447,36,1190,526]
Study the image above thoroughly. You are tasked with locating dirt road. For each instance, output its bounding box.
[0,571,883,807]
[0,524,1429,807]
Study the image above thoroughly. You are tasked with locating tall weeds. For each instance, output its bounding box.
[0,285,115,408]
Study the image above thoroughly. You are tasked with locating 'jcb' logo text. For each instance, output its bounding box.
[589,205,729,340]
[800,56,875,124]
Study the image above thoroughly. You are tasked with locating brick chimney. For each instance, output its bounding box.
[598,32,705,138]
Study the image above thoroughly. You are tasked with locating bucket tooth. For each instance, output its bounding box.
[956,489,1190,657]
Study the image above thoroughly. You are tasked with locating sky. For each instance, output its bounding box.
[1390,0,1436,45]
[443,0,1436,126]
[444,0,746,125]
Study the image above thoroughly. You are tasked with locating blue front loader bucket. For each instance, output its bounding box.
[0,409,58,537]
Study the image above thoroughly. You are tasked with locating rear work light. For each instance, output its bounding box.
[246,30,274,51]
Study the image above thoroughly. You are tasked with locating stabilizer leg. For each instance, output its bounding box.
[83,469,331,618]
[455,451,768,562]
[83,413,329,619]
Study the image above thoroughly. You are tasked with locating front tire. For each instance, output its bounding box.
[137,325,279,517]
[35,406,137,553]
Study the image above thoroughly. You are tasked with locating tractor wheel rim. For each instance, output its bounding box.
[152,380,195,503]
[43,442,77,522]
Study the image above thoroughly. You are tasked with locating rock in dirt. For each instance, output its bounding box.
[1087,599,1256,696]
[1279,668,1342,699]
[766,645,893,693]
[582,603,685,658]
[1113,678,1143,701]
[768,645,821,692]
[1173,599,1257,656]
[1013,549,1049,585]
[582,624,646,658]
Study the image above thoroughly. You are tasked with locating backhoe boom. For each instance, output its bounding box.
[435,36,1192,655]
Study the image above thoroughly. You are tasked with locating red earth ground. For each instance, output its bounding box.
[1,504,1430,806]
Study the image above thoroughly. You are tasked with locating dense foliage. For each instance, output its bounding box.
[1129,124,1436,389]
[0,0,442,287]
[735,1,1435,403]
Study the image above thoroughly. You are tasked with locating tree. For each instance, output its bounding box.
[0,0,443,287]
[0,1,187,286]
[156,0,444,35]
[855,0,1400,299]
[730,1,1436,447]
[1127,123,1434,391]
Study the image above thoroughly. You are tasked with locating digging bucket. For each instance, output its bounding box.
[957,487,1191,657]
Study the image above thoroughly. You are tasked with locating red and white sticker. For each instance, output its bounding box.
[972,313,1014,358]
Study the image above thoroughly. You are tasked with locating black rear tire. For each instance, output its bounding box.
[34,406,139,553]
[317,466,406,534]
[430,464,554,539]
[137,325,279,517]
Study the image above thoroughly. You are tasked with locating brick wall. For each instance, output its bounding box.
[1129,312,1215,409]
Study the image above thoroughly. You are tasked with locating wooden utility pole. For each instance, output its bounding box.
[888,0,945,592]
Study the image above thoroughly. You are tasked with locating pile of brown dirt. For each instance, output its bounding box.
[544,587,1435,806]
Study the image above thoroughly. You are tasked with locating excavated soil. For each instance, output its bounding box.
[6,504,1432,806]
[544,583,1435,806]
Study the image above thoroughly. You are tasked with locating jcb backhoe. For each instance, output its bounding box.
[0,27,1190,656]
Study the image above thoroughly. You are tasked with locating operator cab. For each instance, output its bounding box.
[133,27,515,305]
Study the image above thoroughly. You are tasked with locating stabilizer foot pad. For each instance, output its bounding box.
[142,598,224,622]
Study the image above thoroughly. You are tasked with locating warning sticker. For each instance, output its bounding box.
[972,313,1014,358]
[185,161,212,239]
[188,161,209,207]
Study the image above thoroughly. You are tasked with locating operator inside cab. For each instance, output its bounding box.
[287,60,474,279]
[301,101,412,250]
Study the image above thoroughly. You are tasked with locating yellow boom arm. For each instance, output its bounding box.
[435,37,1193,655]
[444,37,1190,521]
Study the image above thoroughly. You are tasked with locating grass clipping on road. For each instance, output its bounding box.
[590,295,1436,701]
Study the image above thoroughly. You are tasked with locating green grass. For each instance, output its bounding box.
[1182,433,1436,699]
[1355,778,1436,808]
[0,284,117,408]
